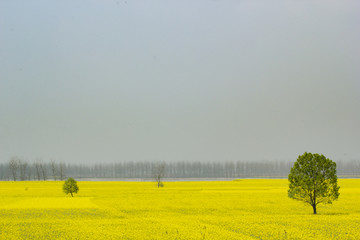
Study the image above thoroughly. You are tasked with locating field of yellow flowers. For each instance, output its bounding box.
[0,179,359,239]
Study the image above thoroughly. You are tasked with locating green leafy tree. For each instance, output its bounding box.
[63,177,79,197]
[288,152,340,214]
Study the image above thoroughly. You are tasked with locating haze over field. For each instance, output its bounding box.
[1,0,360,164]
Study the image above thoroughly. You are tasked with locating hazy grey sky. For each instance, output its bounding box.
[1,0,359,164]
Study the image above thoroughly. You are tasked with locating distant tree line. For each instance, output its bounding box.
[0,158,359,181]
[1,157,66,181]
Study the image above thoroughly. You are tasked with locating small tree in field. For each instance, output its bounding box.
[153,163,165,188]
[288,152,340,214]
[63,178,79,197]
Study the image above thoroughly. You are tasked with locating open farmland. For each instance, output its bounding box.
[0,179,359,239]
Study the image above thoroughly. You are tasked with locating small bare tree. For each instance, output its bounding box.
[34,161,41,181]
[27,165,32,180]
[19,160,28,181]
[50,160,57,180]
[59,163,66,180]
[9,157,20,181]
[40,162,47,181]
[153,163,165,188]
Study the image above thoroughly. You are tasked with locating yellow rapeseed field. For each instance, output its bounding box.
[0,179,359,239]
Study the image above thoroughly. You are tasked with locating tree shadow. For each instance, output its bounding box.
[317,212,349,216]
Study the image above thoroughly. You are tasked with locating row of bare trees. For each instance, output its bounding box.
[7,157,66,181]
[1,158,359,181]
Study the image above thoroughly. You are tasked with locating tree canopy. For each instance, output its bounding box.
[63,177,79,197]
[288,152,340,214]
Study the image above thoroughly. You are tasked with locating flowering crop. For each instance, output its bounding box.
[0,179,359,239]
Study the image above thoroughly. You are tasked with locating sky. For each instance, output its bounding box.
[1,0,360,164]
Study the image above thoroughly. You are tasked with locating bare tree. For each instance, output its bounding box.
[59,163,65,180]
[40,162,47,181]
[19,160,28,181]
[27,165,32,180]
[34,161,41,181]
[50,160,57,180]
[153,163,165,188]
[9,157,20,181]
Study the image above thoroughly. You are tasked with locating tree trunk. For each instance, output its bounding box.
[312,204,317,214]
[71,192,73,197]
